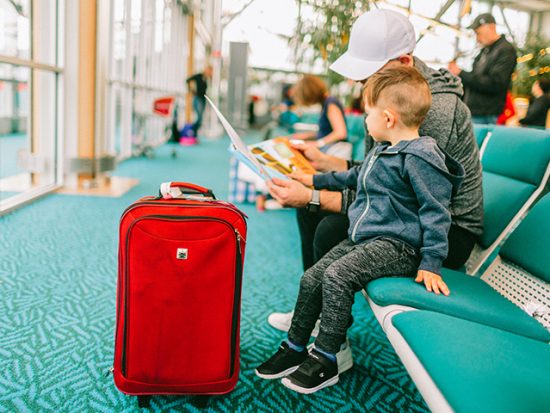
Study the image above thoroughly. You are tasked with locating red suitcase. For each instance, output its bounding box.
[113,182,247,405]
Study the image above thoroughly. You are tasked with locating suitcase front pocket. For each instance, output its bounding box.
[122,216,241,385]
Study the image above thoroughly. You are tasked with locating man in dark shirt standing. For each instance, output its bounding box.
[186,65,213,137]
[448,13,517,125]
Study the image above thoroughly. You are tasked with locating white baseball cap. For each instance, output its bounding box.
[330,9,416,81]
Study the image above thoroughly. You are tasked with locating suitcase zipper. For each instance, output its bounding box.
[230,228,243,377]
[120,201,248,224]
[118,215,244,380]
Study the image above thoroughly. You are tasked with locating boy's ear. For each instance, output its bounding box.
[383,109,396,128]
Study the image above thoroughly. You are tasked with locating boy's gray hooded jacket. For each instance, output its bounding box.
[315,137,464,275]
[344,58,483,239]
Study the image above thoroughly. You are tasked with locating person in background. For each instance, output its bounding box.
[519,78,550,128]
[292,75,351,159]
[277,84,299,131]
[448,13,517,125]
[496,92,516,125]
[347,94,363,115]
[248,95,259,127]
[186,65,213,138]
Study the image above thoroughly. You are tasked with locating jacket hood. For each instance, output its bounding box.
[385,137,465,195]
[414,57,464,98]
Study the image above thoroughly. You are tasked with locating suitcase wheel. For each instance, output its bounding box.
[191,395,210,408]
[137,395,151,408]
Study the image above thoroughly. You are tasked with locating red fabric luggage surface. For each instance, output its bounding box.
[113,182,247,395]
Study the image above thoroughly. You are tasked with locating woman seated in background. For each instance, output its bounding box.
[520,77,550,128]
[292,75,351,159]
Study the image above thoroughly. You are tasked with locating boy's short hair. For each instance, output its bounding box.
[363,66,432,128]
[294,75,328,106]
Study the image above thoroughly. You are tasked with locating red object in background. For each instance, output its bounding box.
[113,182,247,400]
[497,92,516,125]
[153,96,175,117]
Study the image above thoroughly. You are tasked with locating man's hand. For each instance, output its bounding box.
[290,141,337,172]
[267,178,311,208]
[292,132,315,140]
[289,171,313,187]
[447,61,462,77]
[415,270,450,296]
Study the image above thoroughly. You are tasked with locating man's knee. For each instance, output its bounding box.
[313,215,348,261]
[296,207,319,231]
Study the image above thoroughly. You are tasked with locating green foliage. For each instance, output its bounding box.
[292,0,373,84]
[513,34,550,96]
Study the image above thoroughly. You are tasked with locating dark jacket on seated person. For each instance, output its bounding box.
[519,93,550,128]
[314,137,464,275]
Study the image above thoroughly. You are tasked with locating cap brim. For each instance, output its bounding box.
[329,51,388,81]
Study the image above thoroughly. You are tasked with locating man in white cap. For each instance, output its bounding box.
[448,12,517,124]
[266,8,483,370]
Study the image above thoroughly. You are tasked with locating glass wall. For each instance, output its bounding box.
[107,0,189,160]
[0,0,63,213]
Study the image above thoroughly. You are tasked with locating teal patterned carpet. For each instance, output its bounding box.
[0,136,428,412]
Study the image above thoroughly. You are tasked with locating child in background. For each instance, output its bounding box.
[255,66,464,394]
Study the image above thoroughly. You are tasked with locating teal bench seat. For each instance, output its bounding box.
[365,268,550,342]
[391,311,550,413]
[365,193,550,343]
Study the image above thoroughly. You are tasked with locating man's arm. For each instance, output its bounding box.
[267,178,343,213]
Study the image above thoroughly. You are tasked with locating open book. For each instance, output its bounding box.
[206,96,315,181]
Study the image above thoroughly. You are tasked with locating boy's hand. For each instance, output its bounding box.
[289,171,313,187]
[415,270,450,296]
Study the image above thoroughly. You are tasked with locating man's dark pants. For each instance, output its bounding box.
[296,208,476,271]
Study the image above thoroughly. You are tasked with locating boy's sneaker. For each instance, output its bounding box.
[308,338,353,374]
[255,341,308,379]
[267,311,320,337]
[281,349,339,394]
[336,340,354,373]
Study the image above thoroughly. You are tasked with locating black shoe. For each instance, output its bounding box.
[255,342,308,380]
[281,349,339,394]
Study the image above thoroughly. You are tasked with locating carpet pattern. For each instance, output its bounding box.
[0,137,428,412]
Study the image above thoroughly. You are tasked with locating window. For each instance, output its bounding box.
[0,0,63,213]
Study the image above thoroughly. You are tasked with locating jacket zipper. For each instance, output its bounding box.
[350,152,379,242]
[119,215,244,379]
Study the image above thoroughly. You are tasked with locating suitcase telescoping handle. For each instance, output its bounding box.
[159,181,216,200]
